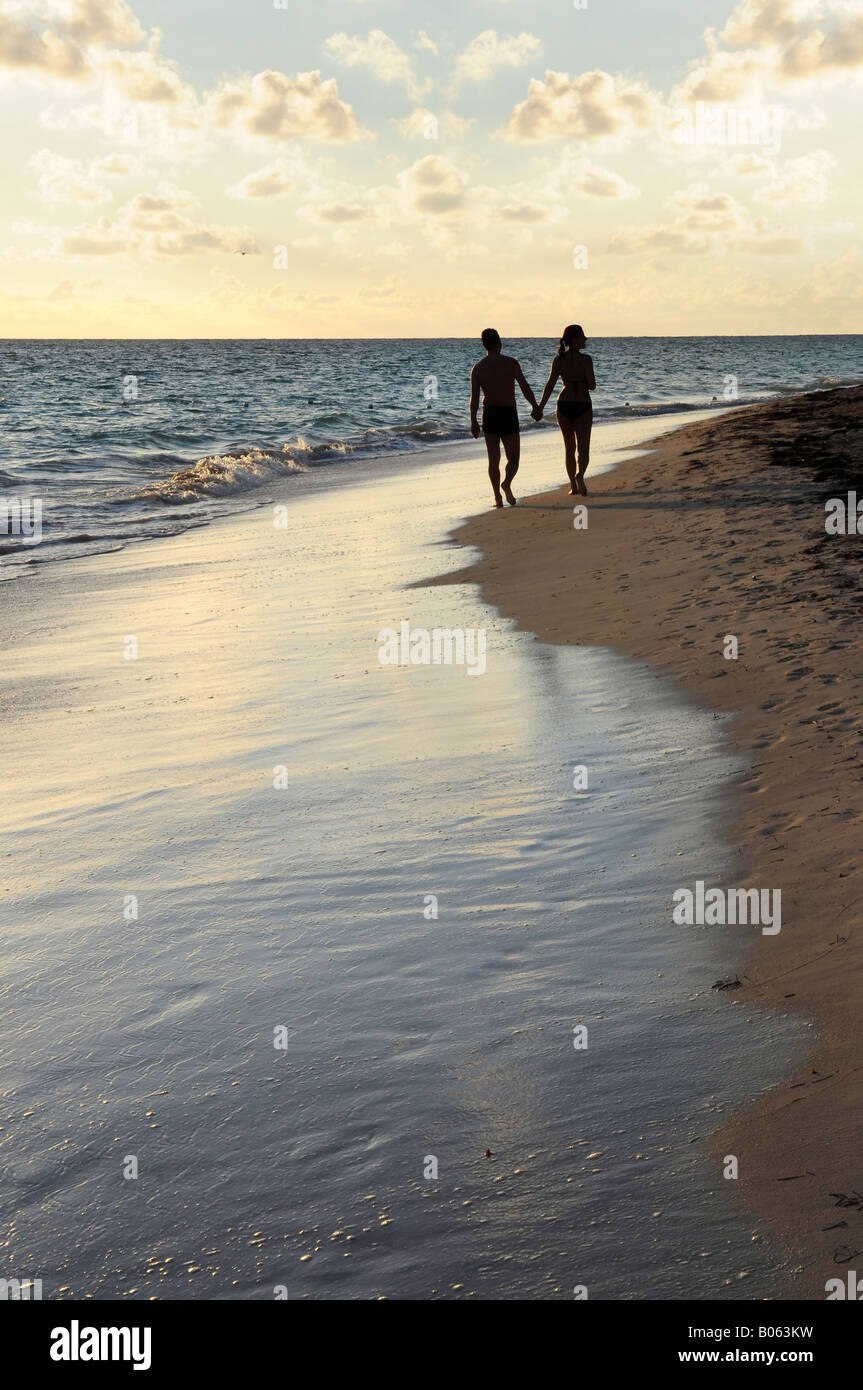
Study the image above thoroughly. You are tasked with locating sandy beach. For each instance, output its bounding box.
[440,385,863,1297]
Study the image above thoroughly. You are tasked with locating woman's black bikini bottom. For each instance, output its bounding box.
[557,399,592,422]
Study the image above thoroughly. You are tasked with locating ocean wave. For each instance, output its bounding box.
[135,447,313,503]
[131,419,473,504]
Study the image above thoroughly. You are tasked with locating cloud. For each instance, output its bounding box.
[736,216,806,252]
[778,11,863,80]
[753,147,836,202]
[608,181,806,256]
[575,158,640,198]
[307,202,372,224]
[30,147,112,202]
[323,29,429,98]
[610,183,747,252]
[227,158,297,200]
[723,150,775,174]
[414,30,438,57]
[50,0,144,47]
[0,6,88,79]
[672,49,765,104]
[0,0,146,84]
[675,0,863,101]
[453,30,541,83]
[206,69,366,142]
[98,46,195,106]
[495,203,549,223]
[503,69,662,141]
[397,155,467,215]
[49,183,260,258]
[91,150,141,176]
[719,0,815,48]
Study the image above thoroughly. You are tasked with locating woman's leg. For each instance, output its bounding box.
[574,410,593,491]
[484,434,503,506]
[556,407,578,491]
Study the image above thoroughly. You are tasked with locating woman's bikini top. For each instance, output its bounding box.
[558,351,590,397]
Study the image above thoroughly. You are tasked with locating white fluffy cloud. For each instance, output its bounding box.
[397,155,468,215]
[676,0,863,102]
[0,0,145,83]
[575,158,640,198]
[50,183,259,258]
[453,30,541,83]
[227,159,297,200]
[494,203,549,223]
[753,147,836,202]
[98,47,195,107]
[0,4,87,78]
[205,69,365,143]
[608,181,808,256]
[30,147,111,202]
[307,203,372,224]
[49,0,144,47]
[503,69,662,141]
[323,29,429,99]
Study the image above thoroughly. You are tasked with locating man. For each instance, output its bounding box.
[470,328,541,508]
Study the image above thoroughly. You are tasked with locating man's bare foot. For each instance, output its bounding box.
[568,483,577,495]
[493,495,503,508]
[502,481,517,506]
[577,474,588,496]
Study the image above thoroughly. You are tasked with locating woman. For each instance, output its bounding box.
[537,325,596,495]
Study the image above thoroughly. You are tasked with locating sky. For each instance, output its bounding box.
[0,0,861,336]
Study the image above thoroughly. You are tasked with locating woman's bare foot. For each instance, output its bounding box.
[568,486,577,496]
[577,474,588,496]
[502,481,517,506]
[493,495,503,508]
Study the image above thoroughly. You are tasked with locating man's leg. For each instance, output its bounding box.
[501,432,520,505]
[485,434,503,507]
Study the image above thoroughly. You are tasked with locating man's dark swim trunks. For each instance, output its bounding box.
[482,403,520,437]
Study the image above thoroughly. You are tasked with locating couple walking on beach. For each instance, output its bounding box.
[469,326,595,508]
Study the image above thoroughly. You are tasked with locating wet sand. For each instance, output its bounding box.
[443,385,863,1298]
[1,414,803,1299]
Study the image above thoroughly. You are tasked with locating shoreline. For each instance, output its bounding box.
[433,384,863,1298]
[1,381,841,583]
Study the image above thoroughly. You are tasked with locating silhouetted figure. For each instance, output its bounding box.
[537,324,596,495]
[470,328,541,507]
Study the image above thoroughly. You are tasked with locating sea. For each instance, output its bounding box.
[1,335,861,573]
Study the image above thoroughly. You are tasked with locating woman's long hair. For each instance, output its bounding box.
[559,324,584,355]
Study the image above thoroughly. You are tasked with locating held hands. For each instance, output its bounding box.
[531,405,543,422]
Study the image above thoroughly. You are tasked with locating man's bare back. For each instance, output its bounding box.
[470,353,525,407]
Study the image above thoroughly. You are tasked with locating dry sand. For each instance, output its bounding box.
[436,386,863,1298]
